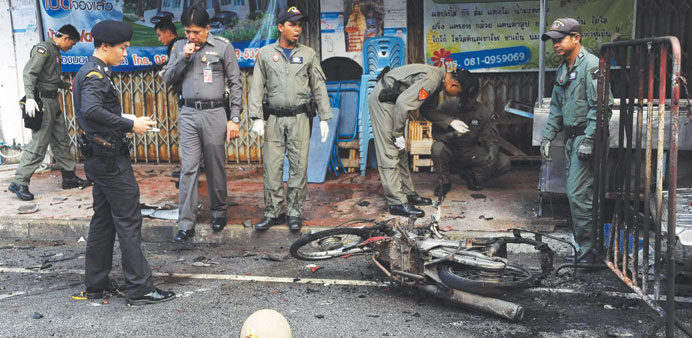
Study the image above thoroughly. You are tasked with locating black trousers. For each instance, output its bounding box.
[83,154,153,298]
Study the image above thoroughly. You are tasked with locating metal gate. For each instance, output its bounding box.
[58,68,262,164]
[592,37,692,337]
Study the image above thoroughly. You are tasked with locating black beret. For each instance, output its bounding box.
[91,20,133,44]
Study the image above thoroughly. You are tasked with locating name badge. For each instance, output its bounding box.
[569,71,577,80]
[290,56,303,64]
[203,65,212,83]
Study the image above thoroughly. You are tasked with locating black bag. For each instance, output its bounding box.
[19,93,44,131]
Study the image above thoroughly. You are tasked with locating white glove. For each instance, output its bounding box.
[319,121,329,143]
[251,119,265,137]
[450,119,469,134]
[25,99,39,118]
[395,136,406,150]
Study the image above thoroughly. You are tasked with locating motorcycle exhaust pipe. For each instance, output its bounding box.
[421,284,524,321]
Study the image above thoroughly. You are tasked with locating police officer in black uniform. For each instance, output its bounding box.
[73,20,175,305]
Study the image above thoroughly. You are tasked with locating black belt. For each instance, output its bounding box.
[266,104,307,117]
[38,90,59,99]
[564,124,586,139]
[184,99,225,110]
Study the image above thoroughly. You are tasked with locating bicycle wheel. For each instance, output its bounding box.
[290,228,372,261]
[438,262,534,296]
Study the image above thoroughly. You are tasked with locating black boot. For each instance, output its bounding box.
[8,182,34,201]
[434,175,452,198]
[389,204,425,217]
[61,170,91,189]
[461,170,482,191]
[406,192,432,205]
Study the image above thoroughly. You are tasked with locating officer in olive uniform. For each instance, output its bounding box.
[74,20,174,305]
[249,7,331,231]
[164,6,243,241]
[8,25,90,201]
[369,64,466,217]
[540,18,612,262]
[423,70,510,196]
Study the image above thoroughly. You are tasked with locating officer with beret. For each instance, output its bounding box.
[8,24,91,201]
[539,18,612,263]
[369,64,465,217]
[165,6,243,241]
[73,20,175,305]
[248,6,332,231]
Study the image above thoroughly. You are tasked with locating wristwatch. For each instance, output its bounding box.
[230,116,241,123]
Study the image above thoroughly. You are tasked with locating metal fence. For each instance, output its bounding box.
[592,37,691,337]
[59,68,262,164]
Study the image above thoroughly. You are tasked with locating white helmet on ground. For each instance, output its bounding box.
[240,309,292,338]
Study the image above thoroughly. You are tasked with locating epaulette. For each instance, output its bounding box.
[215,36,230,44]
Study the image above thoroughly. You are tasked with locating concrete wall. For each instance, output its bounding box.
[0,0,42,146]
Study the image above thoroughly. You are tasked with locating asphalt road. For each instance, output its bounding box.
[0,239,689,338]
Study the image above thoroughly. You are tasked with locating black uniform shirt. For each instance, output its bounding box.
[73,56,133,140]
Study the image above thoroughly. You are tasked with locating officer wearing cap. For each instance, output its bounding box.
[369,64,464,217]
[249,6,332,231]
[8,24,90,201]
[73,20,175,305]
[164,6,243,241]
[539,18,612,263]
[423,69,510,196]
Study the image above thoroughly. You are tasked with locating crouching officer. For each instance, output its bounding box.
[8,24,90,201]
[539,18,612,263]
[369,64,465,217]
[423,69,510,196]
[249,6,331,231]
[73,20,175,305]
[164,6,243,241]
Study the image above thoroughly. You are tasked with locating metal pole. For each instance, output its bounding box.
[537,0,546,108]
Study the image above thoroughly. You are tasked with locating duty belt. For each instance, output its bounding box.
[564,124,586,139]
[266,104,308,117]
[89,135,131,157]
[184,99,225,110]
[38,90,59,99]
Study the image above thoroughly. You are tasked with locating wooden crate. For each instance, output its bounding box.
[337,139,360,173]
[408,120,434,172]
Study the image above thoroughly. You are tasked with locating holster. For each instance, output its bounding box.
[376,66,401,103]
[305,98,317,119]
[77,134,92,159]
[262,95,270,120]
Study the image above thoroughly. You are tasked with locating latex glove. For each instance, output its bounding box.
[319,120,329,143]
[251,119,265,137]
[486,145,498,164]
[449,119,469,134]
[577,138,593,162]
[540,139,552,161]
[25,99,39,118]
[395,136,406,150]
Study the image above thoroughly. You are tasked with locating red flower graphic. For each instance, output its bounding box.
[431,48,451,67]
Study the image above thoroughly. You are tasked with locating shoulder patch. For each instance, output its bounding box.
[36,47,47,55]
[418,88,430,101]
[86,71,103,79]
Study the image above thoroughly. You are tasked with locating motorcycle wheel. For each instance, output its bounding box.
[290,228,372,261]
[438,262,534,296]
